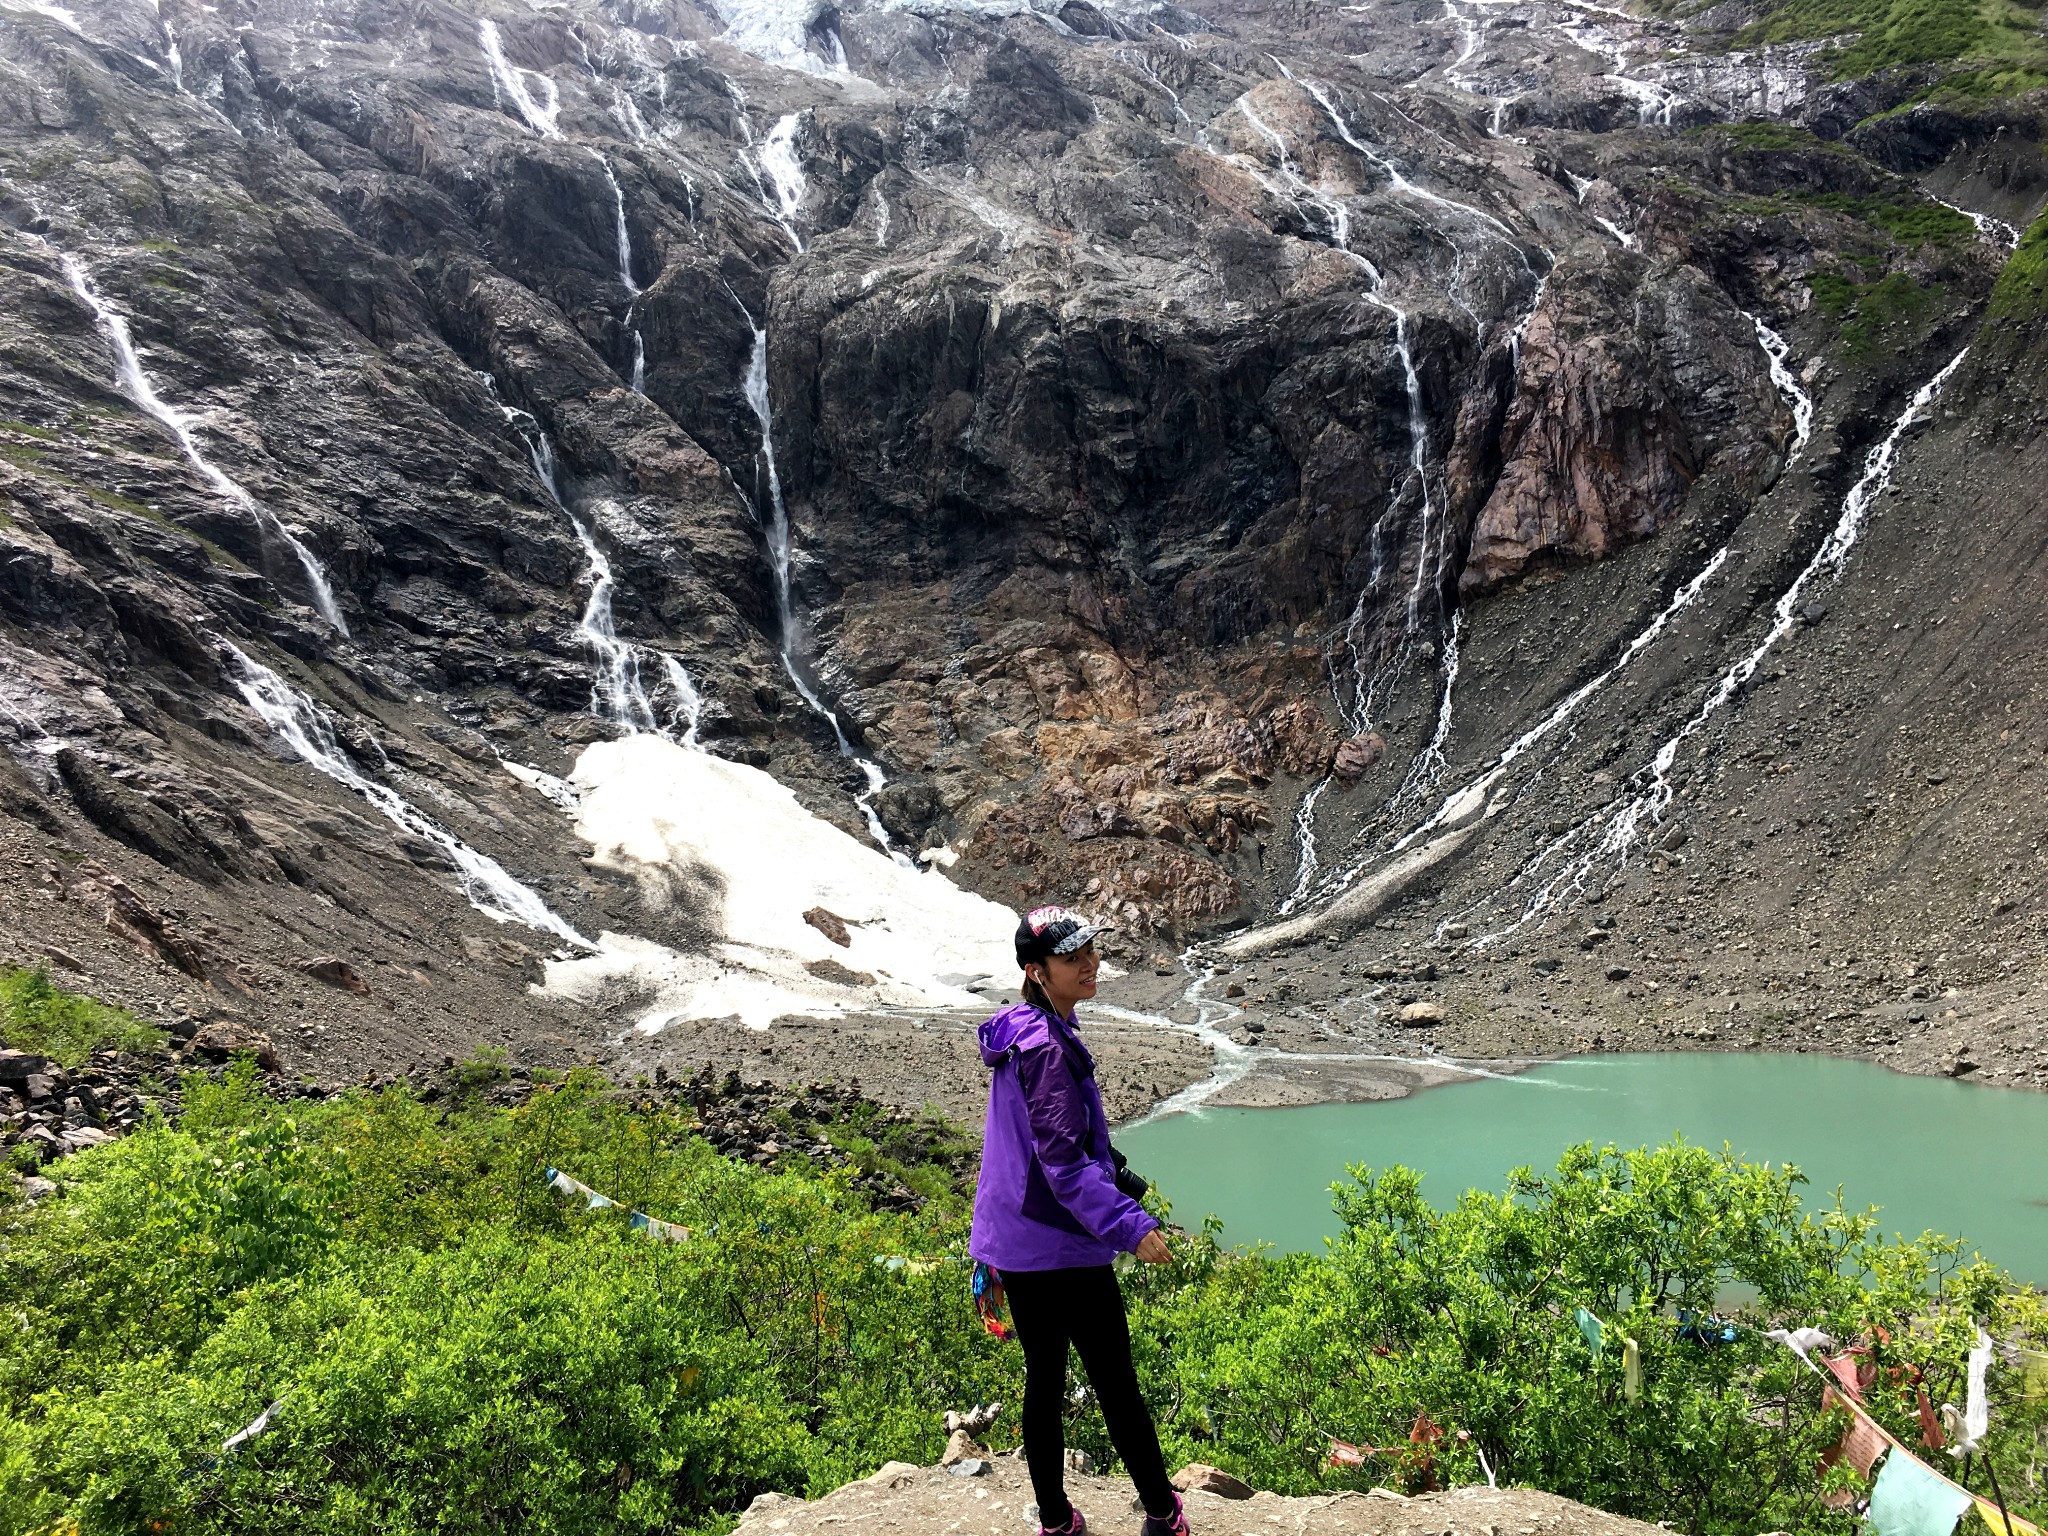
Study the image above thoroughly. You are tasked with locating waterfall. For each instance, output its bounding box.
[59,253,347,634]
[480,375,707,740]
[151,0,182,88]
[726,89,805,252]
[1405,609,1463,796]
[660,654,704,747]
[1305,543,1733,916]
[739,321,914,866]
[591,151,647,393]
[1281,778,1332,914]
[1119,46,1197,136]
[225,643,590,947]
[612,84,650,142]
[1931,196,2020,249]
[479,19,561,138]
[592,151,640,295]
[1292,72,1515,241]
[1747,313,1814,455]
[758,113,808,250]
[1473,349,1969,937]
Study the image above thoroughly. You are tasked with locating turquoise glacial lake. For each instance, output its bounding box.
[1117,1053,2048,1283]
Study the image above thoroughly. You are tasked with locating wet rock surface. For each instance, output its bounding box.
[0,0,2042,1122]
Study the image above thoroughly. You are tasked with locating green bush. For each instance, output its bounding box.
[0,966,164,1068]
[0,1068,1008,1535]
[3,1073,2043,1536]
[1122,1143,2047,1533]
[1989,210,2048,319]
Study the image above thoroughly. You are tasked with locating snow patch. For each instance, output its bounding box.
[543,735,1017,1029]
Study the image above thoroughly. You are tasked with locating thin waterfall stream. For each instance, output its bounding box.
[591,150,647,394]
[479,373,705,743]
[226,643,591,947]
[737,316,913,865]
[57,250,348,633]
[1283,310,1824,922]
[1461,348,1969,939]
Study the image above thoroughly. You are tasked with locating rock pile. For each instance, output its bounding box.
[0,1026,304,1174]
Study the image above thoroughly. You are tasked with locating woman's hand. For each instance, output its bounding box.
[1133,1229,1172,1265]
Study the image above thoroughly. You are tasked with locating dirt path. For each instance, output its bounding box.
[738,1456,1664,1536]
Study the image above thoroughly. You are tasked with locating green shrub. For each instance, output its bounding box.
[3,1081,2043,1536]
[1989,209,2048,318]
[0,966,164,1067]
[1123,1143,2048,1532]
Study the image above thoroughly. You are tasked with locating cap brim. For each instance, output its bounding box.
[1049,923,1101,956]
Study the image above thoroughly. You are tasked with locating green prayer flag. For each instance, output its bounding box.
[1576,1307,1604,1354]
[1864,1451,1973,1536]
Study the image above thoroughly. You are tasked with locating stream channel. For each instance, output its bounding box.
[1117,1053,2048,1283]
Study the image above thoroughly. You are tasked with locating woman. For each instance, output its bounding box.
[970,905,1188,1536]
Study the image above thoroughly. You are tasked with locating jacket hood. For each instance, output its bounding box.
[978,1000,1054,1066]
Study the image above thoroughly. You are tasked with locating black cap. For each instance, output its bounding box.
[1015,905,1102,968]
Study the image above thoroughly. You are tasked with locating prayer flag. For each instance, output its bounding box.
[1863,1450,1973,1536]
[1766,1326,1834,1364]
[1953,1327,1991,1456]
[2015,1347,2048,1398]
[1823,1387,1887,1477]
[1823,1353,1867,1398]
[1917,1387,1943,1451]
[1576,1307,1604,1354]
[1326,1440,1367,1468]
[1974,1498,2043,1536]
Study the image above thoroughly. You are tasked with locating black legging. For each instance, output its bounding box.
[1000,1265,1176,1525]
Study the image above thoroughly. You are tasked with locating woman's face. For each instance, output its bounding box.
[1042,941,1099,1003]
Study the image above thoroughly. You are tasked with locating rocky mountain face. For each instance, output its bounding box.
[0,0,2044,1093]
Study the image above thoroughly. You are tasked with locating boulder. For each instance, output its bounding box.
[1397,1001,1446,1027]
[1172,1464,1254,1499]
[298,956,371,995]
[804,907,853,947]
[190,1021,280,1070]
[0,1050,48,1086]
[940,1430,984,1466]
[1331,733,1386,785]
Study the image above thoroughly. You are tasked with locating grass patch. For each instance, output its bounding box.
[0,419,62,443]
[1737,0,2048,79]
[0,966,165,1067]
[1694,121,1835,152]
[1811,270,1950,360]
[1800,190,1978,242]
[1988,208,2048,316]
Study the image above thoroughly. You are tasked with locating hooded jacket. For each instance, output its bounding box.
[968,999,1159,1271]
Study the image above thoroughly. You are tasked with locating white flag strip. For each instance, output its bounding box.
[542,1167,690,1241]
[1951,1326,1993,1457]
[222,1394,289,1455]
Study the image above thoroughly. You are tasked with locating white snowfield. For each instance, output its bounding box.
[543,734,1019,1031]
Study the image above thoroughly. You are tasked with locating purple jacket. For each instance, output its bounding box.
[968,1000,1159,1271]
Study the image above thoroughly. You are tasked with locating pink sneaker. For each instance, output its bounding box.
[1141,1494,1188,1536]
[1039,1508,1086,1536]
